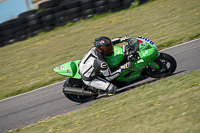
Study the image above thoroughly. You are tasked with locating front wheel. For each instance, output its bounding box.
[63,78,98,103]
[144,53,177,78]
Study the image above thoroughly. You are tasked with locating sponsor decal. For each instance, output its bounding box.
[101,62,108,69]
[140,36,157,49]
[101,40,105,44]
[66,70,72,74]
[142,51,148,56]
[138,65,144,69]
[58,65,64,70]
[142,42,146,45]
[140,36,154,45]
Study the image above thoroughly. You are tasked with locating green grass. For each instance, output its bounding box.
[8,69,200,133]
[0,0,200,100]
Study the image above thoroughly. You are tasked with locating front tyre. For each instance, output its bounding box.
[63,78,98,103]
[144,53,177,78]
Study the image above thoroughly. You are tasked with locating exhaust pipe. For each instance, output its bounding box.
[63,86,95,96]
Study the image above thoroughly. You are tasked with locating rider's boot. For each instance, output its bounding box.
[106,84,117,96]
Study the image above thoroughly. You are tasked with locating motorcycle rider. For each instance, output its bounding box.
[79,36,131,95]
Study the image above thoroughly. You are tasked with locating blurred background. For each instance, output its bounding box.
[0,0,137,46]
[0,0,33,23]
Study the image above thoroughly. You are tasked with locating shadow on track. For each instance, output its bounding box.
[90,70,186,102]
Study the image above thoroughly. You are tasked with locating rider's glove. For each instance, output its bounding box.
[120,62,131,71]
[120,37,126,42]
[120,35,130,42]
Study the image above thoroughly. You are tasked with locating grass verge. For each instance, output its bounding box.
[0,0,200,100]
[8,69,200,133]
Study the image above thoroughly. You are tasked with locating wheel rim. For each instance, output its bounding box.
[155,59,171,74]
[146,58,173,77]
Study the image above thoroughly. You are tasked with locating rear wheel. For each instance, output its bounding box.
[63,78,98,103]
[144,53,177,78]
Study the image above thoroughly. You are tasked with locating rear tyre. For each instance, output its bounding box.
[63,78,98,103]
[144,53,177,78]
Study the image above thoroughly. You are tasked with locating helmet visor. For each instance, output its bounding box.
[100,46,114,56]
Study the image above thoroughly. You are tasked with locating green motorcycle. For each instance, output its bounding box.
[54,37,177,103]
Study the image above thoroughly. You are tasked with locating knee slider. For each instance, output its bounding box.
[107,84,117,94]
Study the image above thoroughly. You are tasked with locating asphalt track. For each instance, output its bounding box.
[0,39,200,133]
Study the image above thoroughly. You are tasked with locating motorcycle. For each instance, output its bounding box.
[54,36,177,103]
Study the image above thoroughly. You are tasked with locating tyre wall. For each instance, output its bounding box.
[0,0,133,47]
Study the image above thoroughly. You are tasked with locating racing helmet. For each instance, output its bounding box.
[94,36,114,56]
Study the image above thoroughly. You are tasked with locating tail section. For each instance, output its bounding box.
[54,60,81,79]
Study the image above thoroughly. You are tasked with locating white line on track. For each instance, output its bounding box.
[159,38,200,52]
[1,38,199,102]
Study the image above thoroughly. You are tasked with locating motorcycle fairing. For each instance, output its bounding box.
[54,43,160,81]
[106,46,124,68]
[54,60,81,79]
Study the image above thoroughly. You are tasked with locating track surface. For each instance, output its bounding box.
[0,39,200,133]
